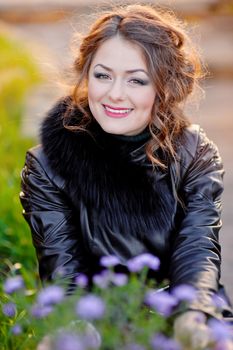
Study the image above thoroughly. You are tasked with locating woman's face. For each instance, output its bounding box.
[88,36,156,136]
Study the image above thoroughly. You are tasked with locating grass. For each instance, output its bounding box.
[0,32,41,277]
[0,31,45,349]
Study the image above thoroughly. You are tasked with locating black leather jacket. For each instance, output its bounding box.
[20,98,231,318]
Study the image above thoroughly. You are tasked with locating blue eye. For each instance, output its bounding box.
[94,72,110,79]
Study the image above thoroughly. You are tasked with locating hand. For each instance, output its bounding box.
[173,311,212,350]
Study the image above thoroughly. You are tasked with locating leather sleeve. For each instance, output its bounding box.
[20,150,89,285]
[170,127,225,318]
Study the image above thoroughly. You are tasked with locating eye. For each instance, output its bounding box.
[94,72,110,80]
[129,78,148,86]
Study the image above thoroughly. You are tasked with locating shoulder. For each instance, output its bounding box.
[24,145,66,190]
[25,96,94,189]
[179,124,200,167]
[173,124,224,191]
[177,124,221,169]
[179,124,204,158]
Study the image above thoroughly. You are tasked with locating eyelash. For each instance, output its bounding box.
[94,73,109,81]
[130,78,147,86]
[93,72,148,86]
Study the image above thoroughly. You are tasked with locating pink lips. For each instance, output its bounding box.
[103,104,133,118]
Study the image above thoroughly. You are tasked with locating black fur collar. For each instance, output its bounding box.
[40,97,175,237]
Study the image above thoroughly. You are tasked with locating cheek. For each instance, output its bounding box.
[136,90,156,110]
[87,80,97,101]
[88,80,107,102]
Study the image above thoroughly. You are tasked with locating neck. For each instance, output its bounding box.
[107,126,151,143]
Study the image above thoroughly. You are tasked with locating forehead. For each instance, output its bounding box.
[90,36,147,71]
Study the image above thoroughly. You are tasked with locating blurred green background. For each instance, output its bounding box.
[0,0,233,299]
[0,32,41,277]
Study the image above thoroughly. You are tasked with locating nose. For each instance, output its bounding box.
[108,79,125,102]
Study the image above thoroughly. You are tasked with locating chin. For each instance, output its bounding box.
[100,124,127,135]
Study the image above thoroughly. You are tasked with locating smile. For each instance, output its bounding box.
[103,104,133,118]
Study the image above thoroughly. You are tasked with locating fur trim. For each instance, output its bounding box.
[41,97,175,239]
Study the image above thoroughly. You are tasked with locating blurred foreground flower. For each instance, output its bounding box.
[75,274,88,288]
[93,270,128,288]
[53,332,85,350]
[151,333,181,350]
[111,273,128,286]
[145,290,177,316]
[36,321,101,350]
[11,324,22,335]
[1,255,233,350]
[100,255,120,267]
[171,284,197,303]
[37,286,65,306]
[212,293,229,311]
[127,253,160,272]
[3,276,24,294]
[31,304,53,319]
[2,302,17,317]
[208,319,232,342]
[93,270,111,289]
[76,294,105,320]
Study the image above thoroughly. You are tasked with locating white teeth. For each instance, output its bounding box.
[104,105,132,114]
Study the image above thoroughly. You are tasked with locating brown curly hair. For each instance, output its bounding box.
[65,4,205,169]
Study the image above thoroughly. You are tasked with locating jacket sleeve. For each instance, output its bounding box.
[20,149,89,286]
[170,127,225,318]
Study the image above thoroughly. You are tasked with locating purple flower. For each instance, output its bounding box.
[53,332,85,350]
[144,290,177,317]
[208,319,232,341]
[76,294,105,320]
[31,304,53,318]
[171,284,197,303]
[212,294,228,310]
[3,276,24,294]
[37,285,64,306]
[93,270,111,289]
[2,302,17,317]
[151,333,181,350]
[214,340,233,350]
[111,273,128,286]
[75,274,88,288]
[100,255,120,267]
[127,253,160,272]
[11,324,22,335]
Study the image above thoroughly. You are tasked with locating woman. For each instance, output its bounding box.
[20,4,232,347]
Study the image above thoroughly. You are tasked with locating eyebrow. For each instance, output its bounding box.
[94,64,149,76]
